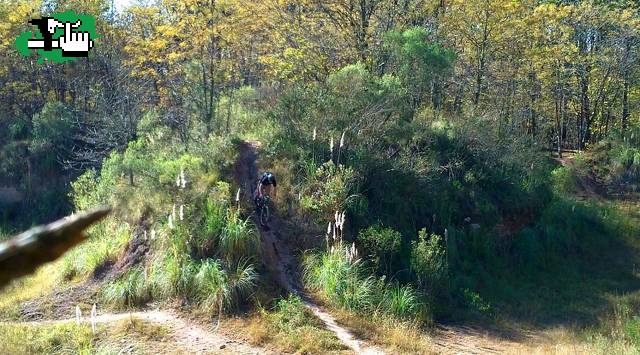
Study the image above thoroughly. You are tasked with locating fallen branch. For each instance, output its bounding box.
[0,206,111,290]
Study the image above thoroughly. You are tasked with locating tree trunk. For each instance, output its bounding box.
[226,89,234,134]
[622,77,629,132]
[579,69,590,149]
[473,10,490,107]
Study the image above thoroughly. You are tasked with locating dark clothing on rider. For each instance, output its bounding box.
[259,172,277,188]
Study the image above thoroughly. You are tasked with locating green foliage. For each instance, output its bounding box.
[220,210,260,262]
[299,162,362,219]
[461,288,492,315]
[102,267,150,309]
[194,259,258,313]
[272,294,311,332]
[0,323,96,354]
[385,27,454,109]
[62,219,131,279]
[304,247,424,320]
[411,229,448,290]
[551,165,579,194]
[357,225,402,276]
[62,122,261,316]
[585,136,640,194]
[195,259,226,312]
[380,283,421,319]
[304,249,373,312]
[256,294,348,353]
[30,102,74,155]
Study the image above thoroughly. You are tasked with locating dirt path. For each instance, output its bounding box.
[430,324,534,354]
[1,309,266,354]
[234,141,384,355]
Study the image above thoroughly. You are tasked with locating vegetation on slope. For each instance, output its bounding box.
[0,0,639,352]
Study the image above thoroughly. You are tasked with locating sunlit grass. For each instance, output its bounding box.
[0,317,184,355]
[333,308,434,354]
[0,263,63,320]
[229,295,349,354]
[0,322,96,354]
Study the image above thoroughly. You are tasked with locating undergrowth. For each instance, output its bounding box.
[243,294,348,353]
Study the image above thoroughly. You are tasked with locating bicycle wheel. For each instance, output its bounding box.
[260,204,270,225]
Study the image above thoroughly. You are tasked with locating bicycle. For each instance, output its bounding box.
[254,194,271,227]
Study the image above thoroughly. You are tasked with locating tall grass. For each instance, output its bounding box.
[304,246,424,320]
[62,219,132,279]
[220,210,260,262]
[195,260,226,313]
[102,267,150,308]
[380,283,420,319]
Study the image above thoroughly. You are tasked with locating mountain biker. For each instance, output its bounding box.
[255,172,277,203]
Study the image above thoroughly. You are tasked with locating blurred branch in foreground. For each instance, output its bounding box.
[0,206,111,290]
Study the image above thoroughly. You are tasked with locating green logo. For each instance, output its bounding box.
[15,11,98,64]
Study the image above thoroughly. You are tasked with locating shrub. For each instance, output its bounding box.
[193,258,258,315]
[253,294,348,353]
[299,162,362,219]
[462,288,492,315]
[551,166,579,194]
[272,294,310,332]
[357,225,402,276]
[411,229,448,291]
[304,248,374,311]
[195,260,226,313]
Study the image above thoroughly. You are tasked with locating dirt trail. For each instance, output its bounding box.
[431,324,533,354]
[234,141,384,355]
[1,309,266,354]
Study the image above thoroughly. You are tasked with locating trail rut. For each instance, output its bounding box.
[234,140,384,355]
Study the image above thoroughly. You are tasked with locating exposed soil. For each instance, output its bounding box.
[431,324,539,355]
[18,280,101,321]
[17,237,149,322]
[2,309,267,354]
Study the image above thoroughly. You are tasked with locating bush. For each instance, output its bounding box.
[357,225,402,276]
[411,229,448,291]
[304,248,374,311]
[461,288,492,316]
[220,210,260,262]
[252,294,348,353]
[299,162,362,219]
[272,294,311,332]
[30,101,74,158]
[551,166,579,194]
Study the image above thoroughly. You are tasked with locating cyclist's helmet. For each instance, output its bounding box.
[260,172,277,187]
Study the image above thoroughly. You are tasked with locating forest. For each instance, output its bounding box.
[1,0,640,353]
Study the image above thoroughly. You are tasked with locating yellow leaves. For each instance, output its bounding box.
[157,24,179,38]
[167,52,182,63]
[0,0,41,49]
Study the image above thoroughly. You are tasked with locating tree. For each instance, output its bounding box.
[385,27,454,113]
